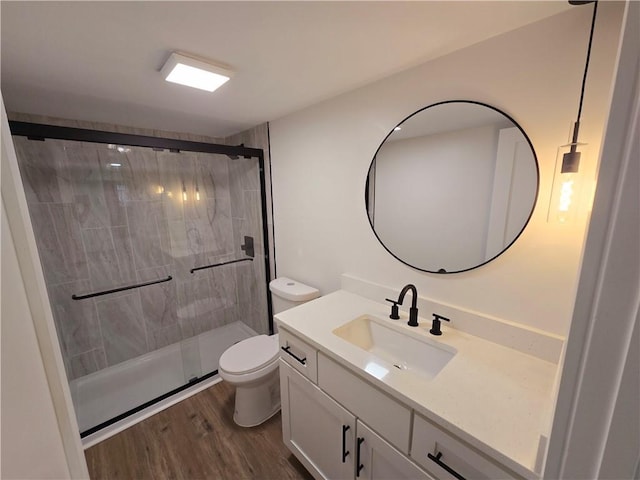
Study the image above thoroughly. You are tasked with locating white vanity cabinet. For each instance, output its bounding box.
[279,328,522,480]
[275,291,556,480]
[279,331,431,480]
[280,360,432,480]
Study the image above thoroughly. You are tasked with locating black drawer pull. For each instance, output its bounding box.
[428,452,466,480]
[341,425,350,463]
[356,437,365,477]
[281,345,306,365]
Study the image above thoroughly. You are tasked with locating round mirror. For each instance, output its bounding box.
[365,100,539,274]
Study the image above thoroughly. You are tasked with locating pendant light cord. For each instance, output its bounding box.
[574,1,599,140]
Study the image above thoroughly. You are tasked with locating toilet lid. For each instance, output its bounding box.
[219,335,278,375]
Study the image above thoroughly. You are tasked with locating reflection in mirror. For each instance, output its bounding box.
[366,101,538,273]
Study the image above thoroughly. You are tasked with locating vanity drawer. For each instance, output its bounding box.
[317,352,411,454]
[279,329,318,383]
[411,413,519,480]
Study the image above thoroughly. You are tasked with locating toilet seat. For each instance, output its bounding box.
[219,334,279,376]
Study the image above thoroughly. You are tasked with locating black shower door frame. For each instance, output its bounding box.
[9,120,274,436]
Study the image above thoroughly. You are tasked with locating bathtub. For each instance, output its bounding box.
[71,321,256,447]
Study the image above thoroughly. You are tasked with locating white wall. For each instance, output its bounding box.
[269,4,624,337]
[544,1,640,474]
[1,199,71,479]
[1,96,89,477]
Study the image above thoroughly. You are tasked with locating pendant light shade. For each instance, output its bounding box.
[548,1,598,224]
[549,136,588,223]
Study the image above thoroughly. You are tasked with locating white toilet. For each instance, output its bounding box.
[218,277,320,427]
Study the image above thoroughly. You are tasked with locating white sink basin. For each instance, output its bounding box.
[332,315,456,380]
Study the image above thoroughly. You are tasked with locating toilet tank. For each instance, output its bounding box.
[269,277,320,314]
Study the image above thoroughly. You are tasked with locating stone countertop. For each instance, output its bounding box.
[275,290,558,479]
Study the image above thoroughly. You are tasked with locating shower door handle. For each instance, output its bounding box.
[72,275,172,300]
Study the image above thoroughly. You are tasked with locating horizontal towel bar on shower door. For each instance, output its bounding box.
[190,257,253,274]
[71,276,173,300]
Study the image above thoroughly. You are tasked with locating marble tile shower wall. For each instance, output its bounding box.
[13,136,268,380]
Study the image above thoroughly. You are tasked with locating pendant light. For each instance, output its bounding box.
[548,0,598,223]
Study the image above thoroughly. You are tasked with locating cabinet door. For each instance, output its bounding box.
[281,360,356,480]
[356,420,433,480]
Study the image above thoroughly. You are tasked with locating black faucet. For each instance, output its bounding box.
[395,284,419,327]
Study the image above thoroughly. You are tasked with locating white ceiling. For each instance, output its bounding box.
[1,1,571,138]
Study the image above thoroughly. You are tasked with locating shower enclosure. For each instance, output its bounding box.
[10,122,272,437]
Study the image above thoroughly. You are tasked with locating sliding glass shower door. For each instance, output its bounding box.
[11,124,271,436]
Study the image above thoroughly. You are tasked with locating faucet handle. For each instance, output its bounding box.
[385,298,400,320]
[430,314,450,336]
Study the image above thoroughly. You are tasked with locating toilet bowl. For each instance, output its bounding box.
[218,277,320,427]
[218,334,281,427]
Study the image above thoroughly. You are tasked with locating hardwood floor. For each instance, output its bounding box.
[85,380,313,479]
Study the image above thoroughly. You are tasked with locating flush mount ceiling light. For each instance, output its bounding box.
[161,52,233,93]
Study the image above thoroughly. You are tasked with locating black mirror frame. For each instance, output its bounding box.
[365,100,540,274]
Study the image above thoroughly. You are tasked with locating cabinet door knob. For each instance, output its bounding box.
[427,451,466,480]
[341,425,350,463]
[356,437,365,477]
